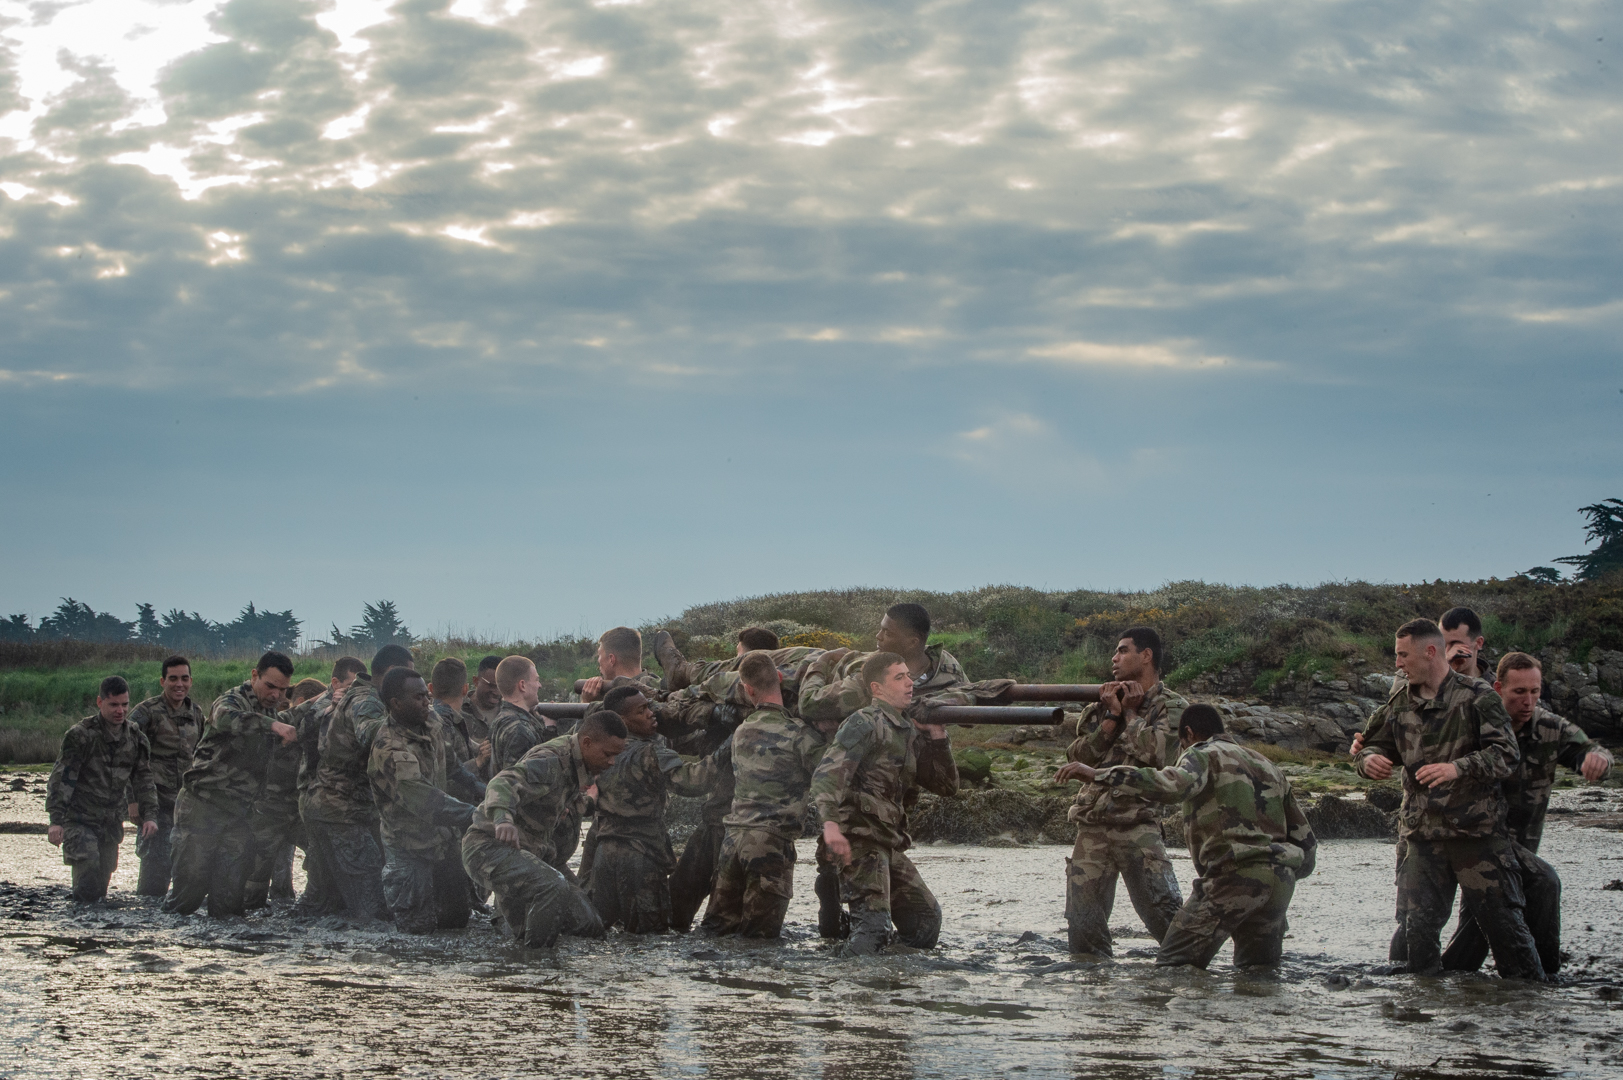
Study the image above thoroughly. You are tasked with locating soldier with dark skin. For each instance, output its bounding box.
[703,651,836,938]
[811,652,959,956]
[291,656,366,916]
[1064,704,1317,969]
[369,668,478,933]
[163,653,298,917]
[462,711,629,947]
[125,655,204,896]
[47,676,160,902]
[1355,619,1544,979]
[487,655,559,776]
[1054,627,1187,957]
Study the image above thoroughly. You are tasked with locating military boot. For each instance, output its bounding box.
[815,864,849,939]
[242,879,271,910]
[653,631,693,690]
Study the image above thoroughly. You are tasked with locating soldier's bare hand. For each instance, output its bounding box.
[584,783,598,802]
[47,825,63,847]
[822,821,851,865]
[271,720,298,745]
[1581,751,1611,782]
[1054,762,1096,783]
[580,676,605,702]
[475,740,491,768]
[140,821,158,840]
[494,822,520,847]
[1120,682,1145,716]
[1349,732,1366,756]
[912,719,947,739]
[1098,682,1124,717]
[1416,762,1459,787]
[1362,754,1394,780]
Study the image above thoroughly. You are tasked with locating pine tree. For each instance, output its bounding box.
[136,603,163,644]
[1554,498,1623,582]
[350,601,412,648]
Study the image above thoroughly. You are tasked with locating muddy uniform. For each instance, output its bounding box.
[810,700,959,955]
[487,701,559,778]
[369,711,477,933]
[703,704,830,937]
[126,694,203,896]
[303,676,389,921]
[47,716,158,902]
[582,733,725,933]
[1356,670,1543,979]
[291,690,339,913]
[1062,682,1187,956]
[434,700,479,768]
[669,742,736,931]
[461,737,604,947]
[1100,734,1316,968]
[164,683,279,917]
[245,731,302,906]
[1443,706,1612,974]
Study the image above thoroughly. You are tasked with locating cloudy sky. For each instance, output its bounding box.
[1,0,1618,641]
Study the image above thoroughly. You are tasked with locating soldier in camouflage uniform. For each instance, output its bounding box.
[290,657,365,915]
[303,645,415,922]
[487,656,560,776]
[579,685,727,933]
[811,652,959,956]
[242,678,324,907]
[460,655,503,765]
[163,654,298,917]
[1442,652,1613,973]
[1066,704,1316,968]
[703,652,835,937]
[369,669,479,933]
[1059,628,1186,956]
[461,712,629,947]
[577,627,662,718]
[47,676,160,902]
[1356,619,1543,979]
[125,655,204,896]
[430,657,487,774]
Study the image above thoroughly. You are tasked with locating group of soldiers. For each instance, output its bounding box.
[43,601,1612,975]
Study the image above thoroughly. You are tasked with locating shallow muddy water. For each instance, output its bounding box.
[2,782,1621,1079]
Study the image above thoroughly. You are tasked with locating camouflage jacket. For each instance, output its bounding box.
[810,700,959,851]
[1066,681,1188,829]
[1355,669,1519,840]
[292,690,338,798]
[180,682,283,818]
[127,694,203,804]
[1506,706,1611,851]
[488,701,557,777]
[675,648,825,710]
[1100,734,1316,877]
[591,732,725,866]
[580,671,663,710]
[460,698,495,742]
[798,646,969,724]
[305,675,390,826]
[254,713,303,821]
[726,703,830,838]
[47,717,157,829]
[369,712,476,859]
[470,735,593,870]
[433,700,477,764]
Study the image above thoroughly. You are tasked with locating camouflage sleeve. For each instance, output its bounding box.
[661,743,728,798]
[493,723,539,772]
[1100,746,1210,805]
[1282,781,1315,870]
[1355,700,1400,776]
[131,731,159,823]
[797,729,829,778]
[1554,717,1603,772]
[799,674,868,724]
[352,697,390,753]
[481,756,558,828]
[1122,698,1177,770]
[1066,704,1109,765]
[213,694,276,737]
[809,714,877,830]
[915,734,959,797]
[1453,689,1518,782]
[45,726,88,825]
[445,759,486,805]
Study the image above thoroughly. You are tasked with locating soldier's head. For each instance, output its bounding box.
[1495,652,1543,728]
[474,655,503,709]
[1439,607,1486,677]
[864,651,912,709]
[577,709,629,774]
[1394,619,1447,688]
[1177,703,1226,749]
[736,626,780,655]
[877,604,930,658]
[251,651,295,710]
[596,627,642,680]
[292,678,326,705]
[330,656,367,699]
[380,667,432,727]
[738,650,782,706]
[371,644,415,682]
[431,656,468,706]
[97,675,130,726]
[1112,627,1161,683]
[160,655,192,706]
[496,655,541,709]
[603,685,655,737]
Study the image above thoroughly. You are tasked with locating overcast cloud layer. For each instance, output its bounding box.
[1,0,1619,640]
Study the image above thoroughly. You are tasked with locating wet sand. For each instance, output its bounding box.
[1,784,1620,1078]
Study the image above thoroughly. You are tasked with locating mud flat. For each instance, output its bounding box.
[1,788,1620,1078]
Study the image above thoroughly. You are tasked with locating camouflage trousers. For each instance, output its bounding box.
[670,821,725,931]
[1442,843,1562,975]
[382,846,473,934]
[838,842,941,956]
[164,795,253,917]
[1157,863,1295,969]
[245,802,301,907]
[1065,823,1183,956]
[587,838,674,934]
[303,820,388,923]
[1398,836,1543,980]
[814,836,848,939]
[1389,836,1408,961]
[61,820,123,903]
[701,828,796,938]
[134,804,176,897]
[462,829,603,948]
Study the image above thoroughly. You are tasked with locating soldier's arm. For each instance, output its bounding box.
[1121,697,1177,770]
[1100,746,1210,805]
[915,732,959,797]
[445,759,487,805]
[214,694,277,737]
[659,740,729,798]
[1282,783,1317,878]
[1547,715,1610,779]
[480,756,557,827]
[809,714,875,831]
[1065,705,1107,765]
[1452,691,1519,781]
[1354,701,1400,777]
[352,699,391,752]
[45,727,88,825]
[372,743,476,830]
[132,733,160,823]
